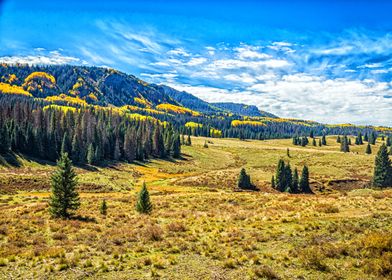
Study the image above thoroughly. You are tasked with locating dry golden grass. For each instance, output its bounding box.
[0,136,391,279]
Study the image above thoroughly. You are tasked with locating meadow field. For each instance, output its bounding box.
[0,136,391,279]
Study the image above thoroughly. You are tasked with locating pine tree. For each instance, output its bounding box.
[71,134,80,163]
[292,168,299,193]
[340,136,350,153]
[284,163,293,192]
[238,168,252,190]
[186,133,192,146]
[152,126,165,158]
[100,199,107,215]
[321,135,327,145]
[94,145,101,164]
[87,143,95,165]
[136,182,153,214]
[275,159,286,192]
[61,132,71,155]
[271,175,275,189]
[364,133,369,142]
[372,144,392,188]
[299,165,312,193]
[48,153,80,218]
[365,143,372,154]
[386,136,391,147]
[0,125,10,154]
[172,133,181,158]
[114,138,121,160]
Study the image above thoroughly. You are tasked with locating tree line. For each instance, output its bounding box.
[0,95,181,164]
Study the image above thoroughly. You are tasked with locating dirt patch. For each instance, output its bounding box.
[0,176,50,194]
[325,179,370,191]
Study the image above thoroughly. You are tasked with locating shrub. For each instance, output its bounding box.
[254,265,280,279]
[144,225,164,241]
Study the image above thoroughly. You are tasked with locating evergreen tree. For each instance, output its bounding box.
[275,159,286,192]
[61,132,71,155]
[186,133,192,146]
[124,129,136,162]
[292,168,299,193]
[100,199,107,215]
[284,163,293,192]
[152,126,165,158]
[299,165,312,193]
[71,134,80,163]
[0,125,10,154]
[48,153,80,218]
[271,175,275,189]
[365,143,372,154]
[114,138,121,160]
[87,143,95,165]
[340,136,350,153]
[238,168,252,190]
[301,137,307,147]
[94,145,101,164]
[136,182,153,214]
[386,136,391,147]
[364,133,369,142]
[357,132,363,145]
[321,135,327,145]
[373,144,392,188]
[171,133,181,158]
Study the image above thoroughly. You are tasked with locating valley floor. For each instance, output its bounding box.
[0,136,391,279]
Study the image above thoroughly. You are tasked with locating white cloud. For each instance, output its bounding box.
[235,46,271,60]
[0,50,81,65]
[314,45,354,55]
[186,57,207,66]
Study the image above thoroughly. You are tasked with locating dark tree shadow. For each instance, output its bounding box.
[70,215,97,223]
[0,152,22,167]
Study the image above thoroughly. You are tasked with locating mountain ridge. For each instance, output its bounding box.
[0,64,276,118]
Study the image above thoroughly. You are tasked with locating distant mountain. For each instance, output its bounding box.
[0,64,277,118]
[154,85,221,114]
[212,102,277,118]
[1,63,389,140]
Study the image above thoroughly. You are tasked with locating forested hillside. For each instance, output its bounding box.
[1,63,391,144]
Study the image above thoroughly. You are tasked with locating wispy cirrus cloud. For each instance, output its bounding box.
[0,49,85,65]
[2,21,392,126]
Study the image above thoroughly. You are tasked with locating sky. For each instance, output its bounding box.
[1,0,392,126]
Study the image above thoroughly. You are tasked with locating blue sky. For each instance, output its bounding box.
[1,0,392,125]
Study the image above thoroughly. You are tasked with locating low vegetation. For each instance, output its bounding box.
[0,135,391,279]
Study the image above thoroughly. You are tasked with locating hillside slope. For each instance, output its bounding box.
[213,102,277,118]
[1,64,390,140]
[0,64,274,117]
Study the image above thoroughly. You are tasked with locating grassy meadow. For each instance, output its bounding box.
[0,136,391,279]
